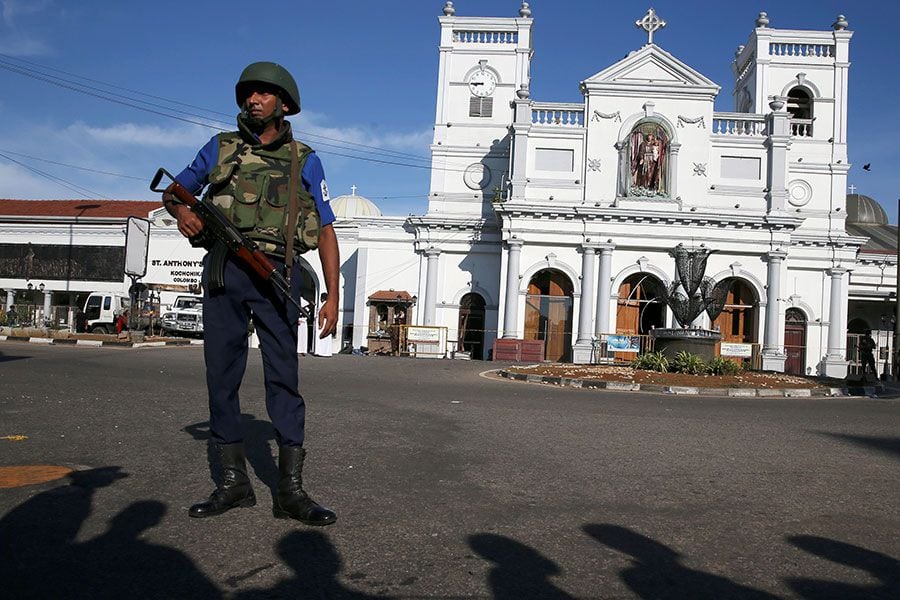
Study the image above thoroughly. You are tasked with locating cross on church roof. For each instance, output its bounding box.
[848,184,857,194]
[636,8,666,45]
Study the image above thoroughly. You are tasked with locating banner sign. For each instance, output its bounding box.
[607,334,640,353]
[720,342,753,357]
[406,326,442,343]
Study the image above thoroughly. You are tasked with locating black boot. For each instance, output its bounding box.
[189,442,256,518]
[273,446,337,526]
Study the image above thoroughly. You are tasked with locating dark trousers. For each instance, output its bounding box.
[203,255,306,446]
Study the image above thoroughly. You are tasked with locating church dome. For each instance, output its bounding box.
[331,186,382,218]
[846,193,888,225]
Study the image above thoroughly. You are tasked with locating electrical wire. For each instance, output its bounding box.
[0,53,486,172]
[0,151,111,199]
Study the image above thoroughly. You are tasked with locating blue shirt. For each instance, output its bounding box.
[175,134,336,227]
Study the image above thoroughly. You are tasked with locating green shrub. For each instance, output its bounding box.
[706,356,741,375]
[632,350,669,373]
[671,351,707,375]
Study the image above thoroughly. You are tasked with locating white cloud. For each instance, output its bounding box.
[293,111,432,157]
[0,162,91,199]
[0,0,55,56]
[66,121,215,149]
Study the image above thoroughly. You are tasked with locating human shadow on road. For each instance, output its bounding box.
[0,467,126,596]
[183,413,280,495]
[813,431,900,460]
[1,469,224,598]
[234,530,385,599]
[583,523,780,599]
[468,532,576,599]
[785,535,899,599]
[75,500,221,599]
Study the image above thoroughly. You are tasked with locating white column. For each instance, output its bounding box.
[509,91,532,202]
[351,247,369,350]
[422,247,441,326]
[667,142,680,200]
[573,245,597,364]
[822,267,850,378]
[595,244,614,335]
[5,290,13,309]
[43,291,52,326]
[765,98,791,213]
[502,239,524,338]
[761,250,787,371]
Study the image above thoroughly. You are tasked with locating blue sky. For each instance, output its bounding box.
[0,1,897,220]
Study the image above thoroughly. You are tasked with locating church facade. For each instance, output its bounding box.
[328,4,871,377]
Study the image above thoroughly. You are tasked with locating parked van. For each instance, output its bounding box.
[81,293,129,334]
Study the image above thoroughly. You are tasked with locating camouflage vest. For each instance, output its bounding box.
[202,131,321,256]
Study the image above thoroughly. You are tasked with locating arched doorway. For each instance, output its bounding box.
[712,279,758,344]
[616,273,665,335]
[524,269,573,362]
[784,308,808,375]
[457,293,486,360]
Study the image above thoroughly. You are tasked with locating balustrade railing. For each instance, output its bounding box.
[712,113,767,136]
[531,103,584,127]
[769,43,834,58]
[790,118,814,137]
[453,30,517,44]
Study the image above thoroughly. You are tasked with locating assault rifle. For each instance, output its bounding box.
[150,168,311,320]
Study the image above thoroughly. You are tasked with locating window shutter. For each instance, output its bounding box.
[469,97,493,118]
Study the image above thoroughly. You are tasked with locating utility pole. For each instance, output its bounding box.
[894,198,900,379]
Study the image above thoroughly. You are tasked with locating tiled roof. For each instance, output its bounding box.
[0,199,161,218]
[368,290,415,302]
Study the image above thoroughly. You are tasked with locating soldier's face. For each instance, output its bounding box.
[242,84,289,120]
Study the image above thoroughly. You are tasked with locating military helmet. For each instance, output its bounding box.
[235,61,301,115]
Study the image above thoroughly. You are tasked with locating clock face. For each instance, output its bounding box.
[468,70,497,97]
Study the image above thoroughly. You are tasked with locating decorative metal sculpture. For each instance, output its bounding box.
[657,244,730,328]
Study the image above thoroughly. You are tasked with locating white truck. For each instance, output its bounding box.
[161,295,204,337]
[81,292,130,334]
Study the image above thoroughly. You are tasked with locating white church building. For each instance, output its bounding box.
[319,3,870,378]
[2,5,896,379]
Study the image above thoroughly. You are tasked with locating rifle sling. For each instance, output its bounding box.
[284,140,300,284]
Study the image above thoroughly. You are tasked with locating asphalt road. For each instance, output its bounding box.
[0,342,897,599]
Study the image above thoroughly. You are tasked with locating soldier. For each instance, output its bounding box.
[163,62,339,526]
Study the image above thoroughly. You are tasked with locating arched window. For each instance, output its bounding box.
[712,279,758,343]
[627,122,670,197]
[616,273,665,335]
[787,88,813,136]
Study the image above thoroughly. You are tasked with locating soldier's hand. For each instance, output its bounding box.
[318,297,338,338]
[174,205,204,239]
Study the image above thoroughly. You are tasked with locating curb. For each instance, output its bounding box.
[496,369,883,398]
[0,335,197,348]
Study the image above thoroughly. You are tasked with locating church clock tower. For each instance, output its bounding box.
[427,1,534,217]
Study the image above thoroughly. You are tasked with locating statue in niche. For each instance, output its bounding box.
[628,123,668,197]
